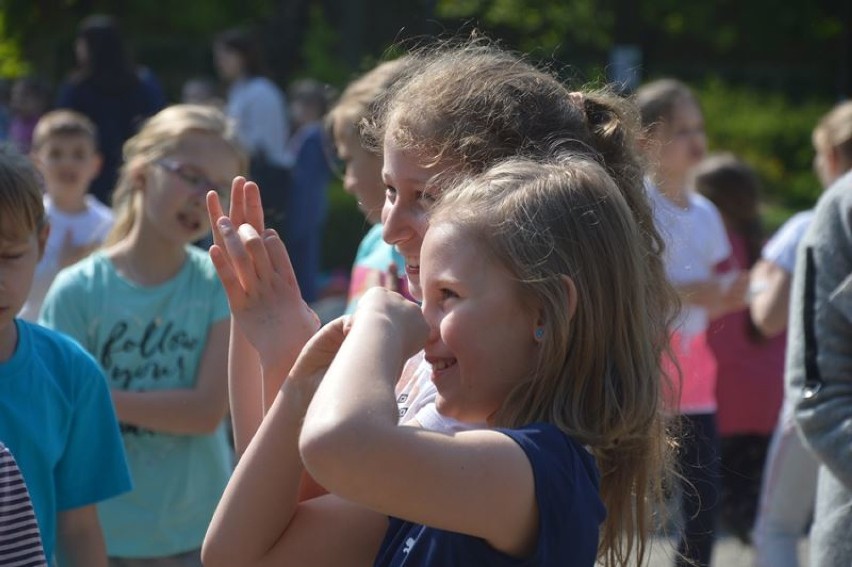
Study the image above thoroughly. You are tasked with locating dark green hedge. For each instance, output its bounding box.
[697,78,833,232]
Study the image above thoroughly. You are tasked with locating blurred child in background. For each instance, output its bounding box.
[39,105,245,566]
[19,109,110,321]
[693,152,785,544]
[324,57,415,314]
[636,78,749,567]
[752,99,852,567]
[0,145,130,566]
[285,78,334,303]
[8,76,51,154]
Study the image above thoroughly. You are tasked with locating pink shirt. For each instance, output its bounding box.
[707,230,785,435]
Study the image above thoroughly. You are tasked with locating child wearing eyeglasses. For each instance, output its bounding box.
[18,109,110,321]
[39,104,247,567]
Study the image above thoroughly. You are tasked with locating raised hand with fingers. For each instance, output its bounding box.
[207,179,319,379]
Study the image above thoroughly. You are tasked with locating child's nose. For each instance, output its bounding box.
[382,202,411,246]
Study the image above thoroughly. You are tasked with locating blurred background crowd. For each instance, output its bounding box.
[1,0,849,290]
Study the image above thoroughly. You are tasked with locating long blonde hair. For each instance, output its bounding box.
[812,99,852,170]
[433,156,676,567]
[105,104,247,246]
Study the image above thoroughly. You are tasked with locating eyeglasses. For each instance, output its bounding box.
[155,159,229,199]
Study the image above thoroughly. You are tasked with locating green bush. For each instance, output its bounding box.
[696,78,832,232]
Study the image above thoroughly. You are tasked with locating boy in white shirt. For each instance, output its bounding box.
[19,109,112,321]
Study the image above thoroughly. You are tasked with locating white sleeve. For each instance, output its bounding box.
[704,198,733,266]
[762,210,815,273]
[413,403,475,434]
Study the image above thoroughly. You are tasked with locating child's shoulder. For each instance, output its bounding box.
[51,250,110,287]
[498,423,600,479]
[16,319,101,379]
[499,422,584,451]
[43,194,113,222]
[689,191,724,219]
[83,194,114,221]
[492,422,606,540]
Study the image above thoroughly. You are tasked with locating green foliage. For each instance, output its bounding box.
[0,12,30,77]
[696,78,830,217]
[297,3,350,87]
[436,0,613,55]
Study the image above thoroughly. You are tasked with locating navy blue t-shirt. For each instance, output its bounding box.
[373,423,605,566]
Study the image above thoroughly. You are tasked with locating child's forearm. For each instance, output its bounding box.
[228,319,265,456]
[299,315,406,496]
[111,388,228,435]
[202,379,312,567]
[228,316,313,457]
[57,506,107,567]
[749,260,791,337]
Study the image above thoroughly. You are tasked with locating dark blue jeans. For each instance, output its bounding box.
[676,412,721,567]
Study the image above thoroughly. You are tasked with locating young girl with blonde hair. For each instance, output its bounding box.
[204,154,672,567]
[39,104,246,566]
[204,39,678,566]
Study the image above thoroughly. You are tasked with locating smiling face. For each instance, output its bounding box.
[381,137,446,300]
[32,134,101,208]
[138,131,241,246]
[420,222,540,424]
[333,122,385,225]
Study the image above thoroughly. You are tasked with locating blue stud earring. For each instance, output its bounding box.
[534,327,544,340]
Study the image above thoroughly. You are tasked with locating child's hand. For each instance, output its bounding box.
[208,176,265,250]
[286,316,352,400]
[719,270,750,313]
[207,179,320,374]
[58,229,99,268]
[353,287,428,360]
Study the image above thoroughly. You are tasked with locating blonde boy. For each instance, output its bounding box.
[19,110,112,320]
[0,146,131,565]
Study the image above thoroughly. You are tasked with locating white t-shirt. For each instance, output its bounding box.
[396,351,438,423]
[646,179,731,339]
[226,76,292,168]
[19,194,113,321]
[761,210,815,274]
[396,351,470,433]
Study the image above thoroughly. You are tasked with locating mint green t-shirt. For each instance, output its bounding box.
[39,246,232,558]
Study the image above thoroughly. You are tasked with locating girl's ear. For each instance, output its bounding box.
[826,146,846,182]
[130,163,149,194]
[533,275,578,338]
[561,275,578,322]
